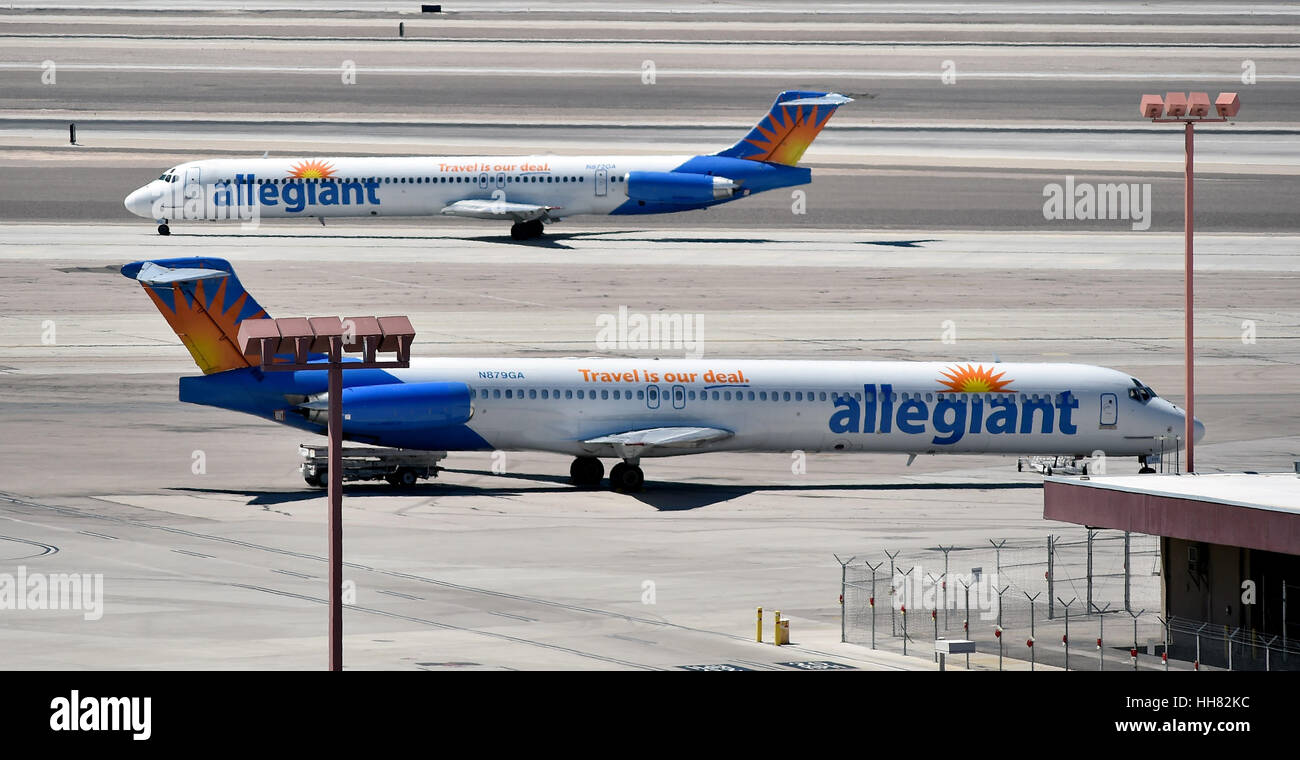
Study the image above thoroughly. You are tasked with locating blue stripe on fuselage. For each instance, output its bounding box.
[609,155,811,215]
[177,365,493,451]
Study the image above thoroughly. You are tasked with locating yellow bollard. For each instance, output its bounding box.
[756,607,763,643]
[774,610,782,645]
[778,619,790,645]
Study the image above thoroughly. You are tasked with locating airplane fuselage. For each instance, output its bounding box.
[124,154,811,223]
[182,357,1196,460]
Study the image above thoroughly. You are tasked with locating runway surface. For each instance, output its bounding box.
[0,2,1296,670]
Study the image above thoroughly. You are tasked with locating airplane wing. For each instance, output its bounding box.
[583,426,734,457]
[439,199,559,223]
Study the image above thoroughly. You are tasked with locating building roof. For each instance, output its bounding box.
[1042,472,1300,555]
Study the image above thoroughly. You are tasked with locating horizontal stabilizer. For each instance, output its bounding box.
[133,261,230,286]
[440,199,558,223]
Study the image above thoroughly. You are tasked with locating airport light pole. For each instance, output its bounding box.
[238,314,415,671]
[1137,91,1240,473]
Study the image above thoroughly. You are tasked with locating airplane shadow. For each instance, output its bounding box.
[857,239,940,248]
[155,229,908,248]
[445,469,1041,512]
[170,476,1039,511]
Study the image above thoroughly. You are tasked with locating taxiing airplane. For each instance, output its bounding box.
[121,257,1203,492]
[123,90,851,240]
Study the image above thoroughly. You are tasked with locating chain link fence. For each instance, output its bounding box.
[840,531,1299,670]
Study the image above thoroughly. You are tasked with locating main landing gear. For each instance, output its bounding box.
[510,219,544,241]
[609,461,645,493]
[157,222,171,236]
[569,456,645,493]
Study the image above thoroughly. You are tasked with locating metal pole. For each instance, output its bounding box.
[1064,605,1070,671]
[963,582,971,669]
[898,565,914,653]
[886,550,899,637]
[902,605,908,656]
[940,545,952,631]
[870,568,877,649]
[1124,531,1131,612]
[327,337,343,672]
[1099,612,1105,671]
[1026,592,1039,671]
[1047,535,1055,619]
[996,585,1008,671]
[835,555,848,644]
[1086,529,1095,611]
[990,539,1005,582]
[1284,581,1288,661]
[69,123,77,145]
[1131,609,1145,671]
[1059,598,1075,671]
[1184,120,1196,473]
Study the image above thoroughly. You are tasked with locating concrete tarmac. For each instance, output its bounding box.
[1,222,1296,669]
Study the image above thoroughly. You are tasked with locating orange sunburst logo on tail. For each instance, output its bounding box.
[288,159,336,179]
[937,364,1014,393]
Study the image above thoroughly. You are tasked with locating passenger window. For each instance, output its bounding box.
[577,390,584,399]
[565,390,573,399]
[601,390,609,400]
[760,391,768,400]
[724,391,732,400]
[637,390,645,400]
[541,389,548,399]
[529,389,537,399]
[493,389,501,399]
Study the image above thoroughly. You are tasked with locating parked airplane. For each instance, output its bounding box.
[123,90,851,240]
[122,257,1202,492]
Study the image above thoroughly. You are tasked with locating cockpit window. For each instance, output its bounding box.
[1128,378,1158,402]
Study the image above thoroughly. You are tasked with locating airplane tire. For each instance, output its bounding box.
[304,472,324,488]
[393,467,419,487]
[611,463,644,493]
[570,456,604,487]
[157,224,170,236]
[510,220,544,240]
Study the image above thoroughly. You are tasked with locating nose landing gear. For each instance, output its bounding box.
[157,222,171,236]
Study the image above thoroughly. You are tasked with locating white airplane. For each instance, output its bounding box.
[123,90,851,240]
[122,257,1203,492]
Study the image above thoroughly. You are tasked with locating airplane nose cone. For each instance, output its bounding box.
[124,186,154,218]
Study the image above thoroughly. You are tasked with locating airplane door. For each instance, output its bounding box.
[646,384,660,410]
[671,384,686,410]
[1099,393,1118,427]
[183,166,202,218]
[160,166,201,219]
[595,169,608,197]
[478,173,488,190]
